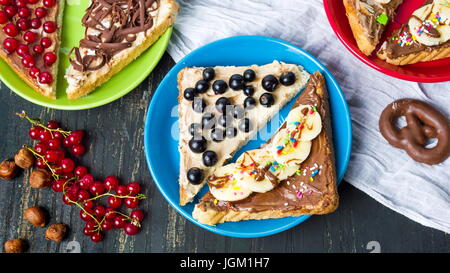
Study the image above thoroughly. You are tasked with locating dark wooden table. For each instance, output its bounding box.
[0,54,449,253]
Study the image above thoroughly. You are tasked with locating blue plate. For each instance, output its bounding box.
[144,36,352,238]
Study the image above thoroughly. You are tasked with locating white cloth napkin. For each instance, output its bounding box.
[167,0,450,233]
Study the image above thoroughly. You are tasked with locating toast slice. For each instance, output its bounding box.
[178,61,310,205]
[65,0,179,99]
[377,0,450,65]
[0,0,65,99]
[343,0,403,56]
[192,72,338,226]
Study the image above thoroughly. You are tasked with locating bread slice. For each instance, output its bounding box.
[65,0,179,99]
[0,0,65,99]
[377,0,450,65]
[178,61,311,205]
[192,72,338,226]
[343,0,403,56]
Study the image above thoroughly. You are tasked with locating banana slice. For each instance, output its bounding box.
[285,105,322,141]
[271,128,312,166]
[235,149,277,193]
[408,3,450,46]
[208,164,252,201]
[374,0,391,4]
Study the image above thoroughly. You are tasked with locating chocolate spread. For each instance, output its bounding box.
[69,0,159,72]
[198,73,338,213]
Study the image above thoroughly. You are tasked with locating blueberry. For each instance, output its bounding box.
[189,123,202,136]
[187,168,203,185]
[218,114,231,127]
[192,98,207,113]
[244,97,256,109]
[183,88,196,101]
[215,97,231,113]
[243,85,255,97]
[201,113,216,130]
[229,74,244,90]
[226,127,237,138]
[243,69,256,82]
[189,136,207,153]
[259,93,275,107]
[202,150,218,167]
[195,80,209,93]
[202,68,215,81]
[212,80,228,94]
[238,118,252,133]
[232,105,245,119]
[211,128,225,142]
[262,75,278,91]
[280,72,296,86]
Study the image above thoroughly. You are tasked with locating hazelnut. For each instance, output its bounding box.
[4,239,27,253]
[0,160,19,180]
[45,223,68,242]
[14,148,35,169]
[29,169,51,188]
[24,206,47,227]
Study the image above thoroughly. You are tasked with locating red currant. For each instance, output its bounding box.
[60,158,75,172]
[40,36,51,48]
[16,18,30,31]
[47,138,61,149]
[33,44,45,54]
[17,7,30,18]
[4,6,17,18]
[113,216,126,228]
[35,158,46,169]
[35,7,47,18]
[68,130,84,145]
[62,137,72,147]
[101,220,114,231]
[94,205,106,218]
[29,126,42,140]
[21,55,35,68]
[127,182,141,196]
[14,0,27,8]
[90,181,105,196]
[71,144,85,156]
[90,232,104,243]
[43,51,56,66]
[38,71,53,84]
[77,190,91,202]
[52,131,63,139]
[53,165,64,175]
[29,67,40,79]
[105,207,116,220]
[124,197,139,209]
[83,200,94,209]
[80,209,93,222]
[124,222,140,236]
[74,166,88,177]
[51,179,65,192]
[15,44,28,57]
[45,149,63,163]
[3,37,19,53]
[79,174,94,189]
[107,196,122,208]
[46,120,59,129]
[43,0,56,8]
[34,141,48,155]
[0,11,8,24]
[23,31,37,43]
[130,210,145,222]
[39,129,52,141]
[62,193,76,205]
[104,176,119,191]
[30,18,41,29]
[3,23,18,37]
[43,21,56,33]
[28,0,39,3]
[0,0,12,5]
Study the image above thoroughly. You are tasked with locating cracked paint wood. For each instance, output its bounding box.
[0,54,449,253]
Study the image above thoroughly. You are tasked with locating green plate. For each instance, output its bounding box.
[0,1,173,110]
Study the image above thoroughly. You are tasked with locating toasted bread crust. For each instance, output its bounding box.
[343,0,377,56]
[66,0,179,99]
[0,0,65,99]
[192,72,339,226]
[377,44,450,65]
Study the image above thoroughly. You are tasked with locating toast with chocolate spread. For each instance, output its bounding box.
[344,0,403,56]
[377,0,450,65]
[192,72,339,226]
[65,0,179,99]
[177,61,311,205]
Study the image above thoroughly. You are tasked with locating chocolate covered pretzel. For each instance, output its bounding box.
[379,99,450,165]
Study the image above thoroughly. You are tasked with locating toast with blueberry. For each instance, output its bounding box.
[178,61,311,205]
[65,0,179,99]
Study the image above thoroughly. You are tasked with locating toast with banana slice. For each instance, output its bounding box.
[344,0,403,55]
[178,61,310,205]
[192,72,339,226]
[377,0,450,65]
[65,0,179,99]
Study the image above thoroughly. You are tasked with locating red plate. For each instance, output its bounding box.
[324,0,450,83]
